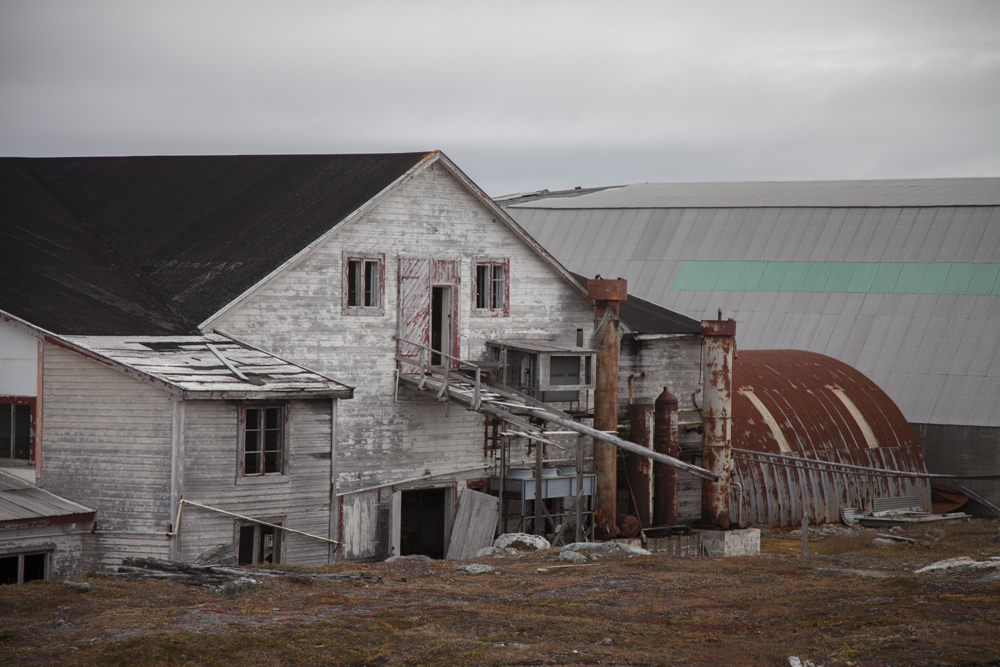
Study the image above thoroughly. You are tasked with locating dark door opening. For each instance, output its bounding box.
[430,286,451,366]
[400,488,446,559]
[238,523,281,565]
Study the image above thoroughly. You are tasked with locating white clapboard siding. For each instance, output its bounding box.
[179,399,333,565]
[216,166,596,522]
[41,344,174,540]
[445,489,499,560]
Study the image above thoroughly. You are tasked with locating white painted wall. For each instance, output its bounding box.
[215,163,597,558]
[0,321,37,396]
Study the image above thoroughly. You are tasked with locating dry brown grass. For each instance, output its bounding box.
[2,519,999,666]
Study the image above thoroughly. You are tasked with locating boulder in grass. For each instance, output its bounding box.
[560,550,587,564]
[494,533,551,551]
[454,564,496,575]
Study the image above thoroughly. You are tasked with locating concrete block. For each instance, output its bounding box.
[694,528,760,557]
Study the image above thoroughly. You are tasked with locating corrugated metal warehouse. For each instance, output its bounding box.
[502,178,1000,506]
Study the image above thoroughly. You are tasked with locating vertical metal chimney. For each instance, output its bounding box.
[588,278,627,539]
[700,319,735,529]
[653,387,679,526]
[627,402,653,528]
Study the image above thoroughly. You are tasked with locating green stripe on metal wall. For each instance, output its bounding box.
[670,262,1000,295]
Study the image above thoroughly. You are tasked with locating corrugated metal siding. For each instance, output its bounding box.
[508,204,1000,427]
[732,350,930,527]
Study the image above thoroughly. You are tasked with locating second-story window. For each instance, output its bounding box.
[343,253,385,314]
[473,258,509,316]
[0,399,34,466]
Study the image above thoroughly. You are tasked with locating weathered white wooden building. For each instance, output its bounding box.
[0,152,707,572]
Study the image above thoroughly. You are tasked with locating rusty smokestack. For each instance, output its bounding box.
[653,387,679,526]
[588,277,627,540]
[700,319,735,529]
[627,402,653,528]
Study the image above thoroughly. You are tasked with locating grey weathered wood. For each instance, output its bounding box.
[445,489,500,560]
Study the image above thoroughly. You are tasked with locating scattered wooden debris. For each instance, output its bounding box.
[113,557,380,588]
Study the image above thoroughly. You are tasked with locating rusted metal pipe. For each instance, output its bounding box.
[654,387,679,526]
[627,402,653,528]
[589,278,627,539]
[701,319,735,529]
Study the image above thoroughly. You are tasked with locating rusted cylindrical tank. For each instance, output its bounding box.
[653,387,679,526]
[731,350,931,526]
[589,278,627,539]
[701,319,735,529]
[627,402,653,528]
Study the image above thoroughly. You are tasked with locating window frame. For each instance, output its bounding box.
[0,396,36,468]
[0,549,50,585]
[471,257,510,317]
[235,520,283,565]
[342,251,386,315]
[238,402,289,478]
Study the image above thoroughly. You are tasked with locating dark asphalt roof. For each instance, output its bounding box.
[1,154,429,334]
[572,274,700,335]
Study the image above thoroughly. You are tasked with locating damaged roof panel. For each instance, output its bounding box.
[62,334,353,400]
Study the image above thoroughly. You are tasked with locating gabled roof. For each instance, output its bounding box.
[0,154,429,335]
[571,274,700,335]
[1,152,591,336]
[0,470,96,530]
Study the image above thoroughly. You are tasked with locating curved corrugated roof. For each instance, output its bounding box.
[732,350,930,526]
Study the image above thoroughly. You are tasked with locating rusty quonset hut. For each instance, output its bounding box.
[729,349,929,527]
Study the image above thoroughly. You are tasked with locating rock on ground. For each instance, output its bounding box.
[474,546,519,558]
[561,542,651,556]
[560,551,587,564]
[385,554,433,562]
[494,533,550,551]
[454,564,496,575]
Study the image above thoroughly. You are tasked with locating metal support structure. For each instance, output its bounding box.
[654,387,680,526]
[701,319,736,529]
[627,402,653,528]
[589,278,627,539]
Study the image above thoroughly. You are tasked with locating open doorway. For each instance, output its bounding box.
[430,286,452,366]
[399,488,447,559]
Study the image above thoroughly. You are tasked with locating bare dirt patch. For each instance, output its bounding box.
[3,519,999,666]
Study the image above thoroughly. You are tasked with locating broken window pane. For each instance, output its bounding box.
[346,256,383,310]
[476,261,507,312]
[13,405,30,460]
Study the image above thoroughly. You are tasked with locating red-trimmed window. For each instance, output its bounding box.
[239,404,287,476]
[0,397,35,467]
[472,258,509,316]
[343,252,385,315]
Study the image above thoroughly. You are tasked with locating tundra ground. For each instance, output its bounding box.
[2,519,999,667]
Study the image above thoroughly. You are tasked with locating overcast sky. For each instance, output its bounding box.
[2,1,998,196]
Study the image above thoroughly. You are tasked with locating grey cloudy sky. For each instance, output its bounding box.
[2,1,998,196]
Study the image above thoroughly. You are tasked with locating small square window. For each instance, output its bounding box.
[240,404,287,476]
[343,253,385,314]
[473,258,509,316]
[0,399,35,466]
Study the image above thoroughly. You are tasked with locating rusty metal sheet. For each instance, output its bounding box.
[732,349,931,526]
